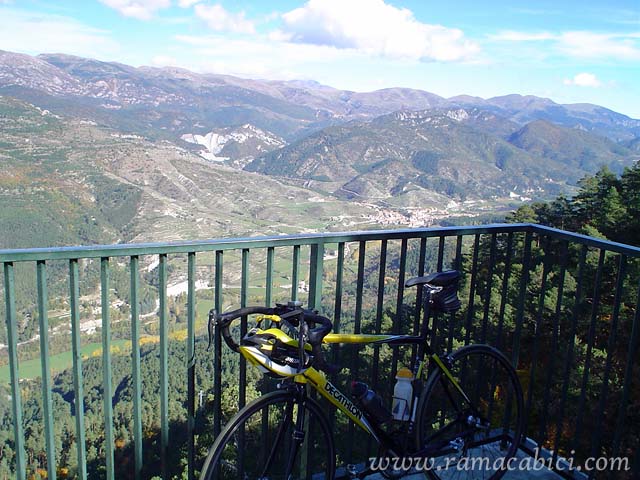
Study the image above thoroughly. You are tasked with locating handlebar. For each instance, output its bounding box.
[207,304,337,374]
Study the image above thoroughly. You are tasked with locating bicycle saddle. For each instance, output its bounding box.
[405,269,461,288]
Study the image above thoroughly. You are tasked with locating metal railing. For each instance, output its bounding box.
[0,224,638,479]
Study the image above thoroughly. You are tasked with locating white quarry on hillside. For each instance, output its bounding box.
[446,109,470,121]
[181,124,285,162]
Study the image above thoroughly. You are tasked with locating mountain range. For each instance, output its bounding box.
[2,49,639,142]
[1,49,639,248]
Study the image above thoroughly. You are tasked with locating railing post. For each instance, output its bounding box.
[391,239,408,375]
[3,262,25,480]
[291,245,300,302]
[187,252,196,480]
[100,257,115,480]
[130,256,143,480]
[464,234,480,347]
[159,253,169,479]
[308,243,324,311]
[511,231,532,368]
[69,259,87,480]
[213,250,224,437]
[37,261,56,480]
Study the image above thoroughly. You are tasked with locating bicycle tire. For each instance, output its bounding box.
[414,344,524,480]
[199,390,336,480]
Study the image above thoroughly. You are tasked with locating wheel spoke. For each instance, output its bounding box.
[415,345,524,480]
[200,391,335,480]
[260,401,294,477]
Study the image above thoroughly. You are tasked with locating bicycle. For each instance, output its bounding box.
[201,269,524,479]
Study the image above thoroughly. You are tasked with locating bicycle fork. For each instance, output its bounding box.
[282,384,308,480]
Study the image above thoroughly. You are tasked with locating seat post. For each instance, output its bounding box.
[417,289,433,360]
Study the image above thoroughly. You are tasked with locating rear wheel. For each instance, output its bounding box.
[415,344,524,480]
[199,390,335,480]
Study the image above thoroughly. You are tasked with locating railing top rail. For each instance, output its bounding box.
[0,224,527,262]
[531,224,640,257]
[0,223,638,263]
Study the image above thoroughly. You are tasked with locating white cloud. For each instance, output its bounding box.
[178,0,201,7]
[194,4,255,34]
[564,73,602,87]
[558,31,640,61]
[277,0,480,62]
[489,29,640,61]
[172,33,376,82]
[175,34,359,62]
[98,0,171,20]
[489,31,556,42]
[0,9,119,58]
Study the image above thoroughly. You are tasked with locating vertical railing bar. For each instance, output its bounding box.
[523,236,551,438]
[354,241,366,336]
[539,240,568,442]
[239,249,249,410]
[187,252,196,480]
[434,236,444,352]
[3,262,25,480]
[347,241,366,463]
[372,240,387,391]
[36,261,56,480]
[261,247,275,472]
[499,232,532,437]
[433,236,445,355]
[308,243,324,311]
[291,245,300,302]
[100,257,115,480]
[611,277,640,458]
[495,233,513,351]
[437,235,445,271]
[511,231,532,368]
[552,244,588,463]
[464,234,480,346]
[588,255,627,466]
[328,243,345,439]
[448,236,463,352]
[213,251,223,437]
[69,259,87,480]
[130,256,143,480]
[238,248,250,480]
[331,243,345,375]
[480,234,497,344]
[159,253,169,480]
[413,238,427,361]
[306,247,324,478]
[333,243,345,334]
[572,248,605,452]
[392,239,408,376]
[485,233,512,428]
[266,247,274,306]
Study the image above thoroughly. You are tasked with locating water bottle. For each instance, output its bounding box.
[350,381,391,424]
[391,367,413,421]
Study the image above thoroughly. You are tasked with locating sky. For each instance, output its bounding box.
[0,0,639,118]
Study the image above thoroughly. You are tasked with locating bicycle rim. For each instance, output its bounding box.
[200,390,335,480]
[415,345,524,480]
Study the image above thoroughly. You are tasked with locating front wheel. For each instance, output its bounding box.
[199,390,336,480]
[415,344,524,480]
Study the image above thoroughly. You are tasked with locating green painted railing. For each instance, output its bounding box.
[0,224,639,479]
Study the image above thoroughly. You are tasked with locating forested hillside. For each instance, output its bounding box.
[508,163,640,247]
